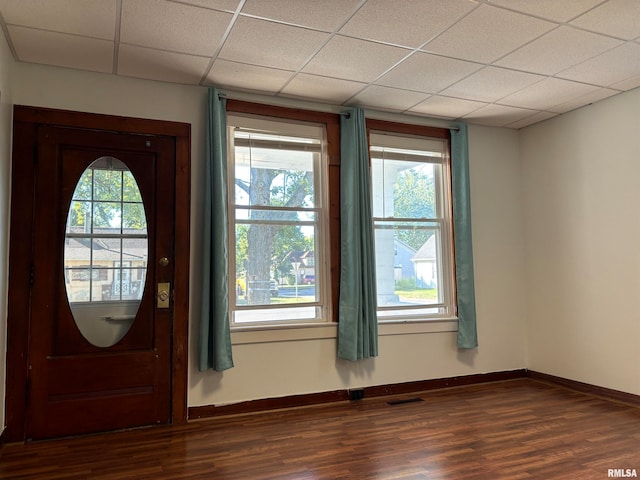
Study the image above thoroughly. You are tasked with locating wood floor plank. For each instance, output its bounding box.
[1,379,639,479]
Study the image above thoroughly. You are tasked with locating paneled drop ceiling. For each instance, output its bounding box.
[1,0,639,128]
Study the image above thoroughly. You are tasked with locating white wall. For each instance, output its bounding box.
[0,28,15,430]
[521,87,640,395]
[188,122,527,407]
[9,61,527,409]
[187,117,527,405]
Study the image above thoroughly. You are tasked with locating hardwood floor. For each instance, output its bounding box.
[1,379,639,479]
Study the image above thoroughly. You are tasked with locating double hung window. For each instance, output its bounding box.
[227,114,329,327]
[369,125,456,321]
[225,103,457,329]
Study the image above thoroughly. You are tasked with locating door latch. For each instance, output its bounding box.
[157,282,170,308]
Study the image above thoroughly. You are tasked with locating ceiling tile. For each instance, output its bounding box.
[350,85,429,112]
[507,111,558,129]
[557,42,640,87]
[207,59,294,94]
[118,44,210,85]
[487,0,604,22]
[8,25,113,73]
[121,0,233,56]
[0,0,116,40]
[240,0,360,31]
[218,16,330,71]
[0,0,637,129]
[440,66,545,102]
[498,77,600,110]
[547,87,619,113]
[340,0,476,48]
[280,73,366,104]
[571,0,640,40]
[169,0,240,12]
[463,104,541,127]
[376,52,482,94]
[303,36,409,83]
[408,96,486,119]
[611,74,640,90]
[496,26,622,75]
[422,4,555,64]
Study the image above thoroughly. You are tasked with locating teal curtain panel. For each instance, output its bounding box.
[450,124,478,349]
[199,87,234,371]
[338,108,378,361]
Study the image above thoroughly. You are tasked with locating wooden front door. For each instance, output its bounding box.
[5,107,190,442]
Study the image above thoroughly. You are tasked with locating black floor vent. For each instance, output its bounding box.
[387,397,424,406]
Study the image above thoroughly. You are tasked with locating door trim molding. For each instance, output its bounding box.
[4,106,191,442]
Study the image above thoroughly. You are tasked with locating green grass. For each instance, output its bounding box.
[240,288,438,305]
[270,297,314,304]
[395,288,438,301]
[270,289,437,304]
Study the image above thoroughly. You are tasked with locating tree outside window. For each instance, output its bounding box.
[228,115,328,325]
[370,128,456,321]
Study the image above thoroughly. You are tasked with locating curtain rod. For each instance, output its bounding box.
[217,92,460,131]
[339,111,460,131]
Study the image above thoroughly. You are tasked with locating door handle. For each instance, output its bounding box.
[157,282,170,308]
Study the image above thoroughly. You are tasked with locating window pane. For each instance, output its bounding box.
[65,268,91,302]
[234,146,315,208]
[92,202,122,229]
[371,158,437,219]
[93,169,122,201]
[65,237,91,262]
[93,238,121,262]
[122,238,147,263]
[371,130,453,321]
[122,171,142,202]
[72,170,93,201]
[68,201,92,230]
[235,221,278,306]
[93,267,109,281]
[375,226,441,308]
[118,269,142,300]
[235,223,317,307]
[123,203,146,232]
[228,114,327,327]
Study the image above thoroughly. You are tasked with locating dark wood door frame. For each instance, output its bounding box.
[4,106,191,442]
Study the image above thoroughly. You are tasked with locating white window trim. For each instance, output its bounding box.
[227,113,331,329]
[370,130,456,323]
[230,318,458,345]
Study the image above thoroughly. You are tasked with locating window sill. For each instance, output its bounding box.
[230,318,458,345]
[231,322,337,345]
[378,318,458,336]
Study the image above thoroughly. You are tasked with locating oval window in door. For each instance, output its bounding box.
[63,157,148,347]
